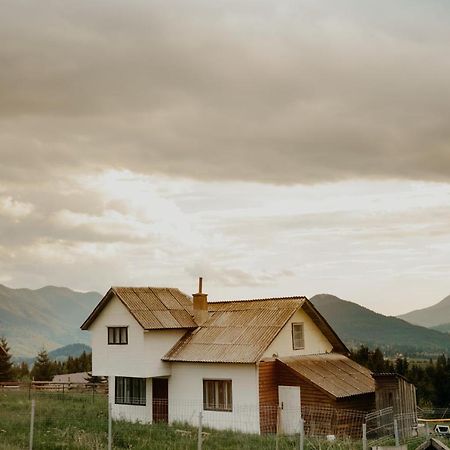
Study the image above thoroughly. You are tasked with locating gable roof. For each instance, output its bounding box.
[81,287,197,330]
[163,296,349,364]
[277,353,375,398]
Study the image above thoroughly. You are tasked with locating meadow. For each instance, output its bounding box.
[0,389,444,450]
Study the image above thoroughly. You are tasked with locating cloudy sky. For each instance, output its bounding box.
[1,0,449,315]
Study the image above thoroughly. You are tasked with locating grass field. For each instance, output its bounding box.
[0,389,445,450]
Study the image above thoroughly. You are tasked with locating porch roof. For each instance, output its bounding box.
[277,353,375,398]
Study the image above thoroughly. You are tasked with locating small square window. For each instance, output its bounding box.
[292,323,305,350]
[108,327,128,345]
[203,380,232,411]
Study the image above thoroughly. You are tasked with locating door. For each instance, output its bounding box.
[152,378,168,423]
[278,385,301,435]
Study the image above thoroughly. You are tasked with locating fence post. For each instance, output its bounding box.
[394,418,400,446]
[362,422,367,450]
[29,399,35,450]
[276,406,281,450]
[298,417,304,450]
[108,401,112,450]
[197,411,203,450]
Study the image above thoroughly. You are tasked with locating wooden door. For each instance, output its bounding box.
[152,378,168,423]
[278,385,301,435]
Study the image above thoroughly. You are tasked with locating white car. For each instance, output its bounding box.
[434,424,450,437]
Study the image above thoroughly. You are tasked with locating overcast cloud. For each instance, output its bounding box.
[1,0,449,314]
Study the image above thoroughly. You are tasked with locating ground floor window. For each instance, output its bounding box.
[115,377,146,406]
[203,379,232,411]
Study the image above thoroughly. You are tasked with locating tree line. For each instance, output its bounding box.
[351,345,450,408]
[0,337,95,382]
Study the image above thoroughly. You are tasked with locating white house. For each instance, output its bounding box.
[81,279,378,434]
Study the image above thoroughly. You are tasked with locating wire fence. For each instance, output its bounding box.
[1,386,449,449]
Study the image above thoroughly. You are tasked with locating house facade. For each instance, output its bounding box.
[81,280,390,434]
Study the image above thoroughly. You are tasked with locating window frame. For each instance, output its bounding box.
[203,379,233,412]
[115,376,146,406]
[291,322,305,350]
[107,326,128,345]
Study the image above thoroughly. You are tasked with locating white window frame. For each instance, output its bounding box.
[292,322,305,350]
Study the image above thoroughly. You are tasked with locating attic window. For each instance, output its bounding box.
[108,327,128,345]
[292,323,305,350]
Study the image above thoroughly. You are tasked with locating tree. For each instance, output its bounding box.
[31,348,54,381]
[84,371,107,384]
[12,361,30,381]
[0,337,14,381]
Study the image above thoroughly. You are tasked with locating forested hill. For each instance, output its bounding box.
[0,284,101,357]
[310,294,450,355]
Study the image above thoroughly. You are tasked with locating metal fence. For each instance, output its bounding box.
[1,387,449,450]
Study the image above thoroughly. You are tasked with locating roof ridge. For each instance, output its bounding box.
[210,296,307,304]
[112,286,189,292]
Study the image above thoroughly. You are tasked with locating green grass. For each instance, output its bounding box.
[0,389,438,450]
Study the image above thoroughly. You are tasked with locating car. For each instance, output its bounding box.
[434,424,450,437]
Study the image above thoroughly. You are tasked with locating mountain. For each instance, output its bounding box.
[397,295,450,329]
[15,343,92,365]
[0,284,101,357]
[431,323,450,333]
[310,294,450,355]
[48,343,92,361]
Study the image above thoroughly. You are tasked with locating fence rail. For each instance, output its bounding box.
[1,388,448,449]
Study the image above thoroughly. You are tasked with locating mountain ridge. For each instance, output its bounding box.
[0,284,101,357]
[397,294,450,328]
[310,293,450,355]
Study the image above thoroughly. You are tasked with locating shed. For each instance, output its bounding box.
[373,373,418,439]
[259,354,376,436]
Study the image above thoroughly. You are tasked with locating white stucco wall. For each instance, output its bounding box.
[89,294,186,377]
[263,308,333,358]
[109,376,152,423]
[169,362,260,434]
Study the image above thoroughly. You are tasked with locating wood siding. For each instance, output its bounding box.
[258,359,374,436]
[375,375,417,439]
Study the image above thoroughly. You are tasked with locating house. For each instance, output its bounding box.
[52,372,89,384]
[81,279,413,435]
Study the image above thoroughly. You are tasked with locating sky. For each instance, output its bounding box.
[1,0,449,315]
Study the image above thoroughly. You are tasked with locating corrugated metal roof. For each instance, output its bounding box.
[81,287,197,330]
[163,297,306,363]
[278,354,375,398]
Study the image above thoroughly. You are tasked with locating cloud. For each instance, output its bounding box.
[0,196,34,220]
[1,0,450,185]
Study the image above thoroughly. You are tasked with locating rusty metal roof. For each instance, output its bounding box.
[163,297,306,363]
[81,287,197,330]
[163,296,349,363]
[278,353,375,398]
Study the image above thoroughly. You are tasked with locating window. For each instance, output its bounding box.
[115,377,146,405]
[108,327,128,345]
[292,323,305,350]
[203,379,232,412]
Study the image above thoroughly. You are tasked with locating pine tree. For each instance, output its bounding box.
[31,348,54,381]
[12,361,30,380]
[0,337,14,381]
[84,371,106,384]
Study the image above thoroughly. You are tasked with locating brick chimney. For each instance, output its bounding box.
[193,277,208,325]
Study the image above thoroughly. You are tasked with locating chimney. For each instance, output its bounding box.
[193,277,208,325]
